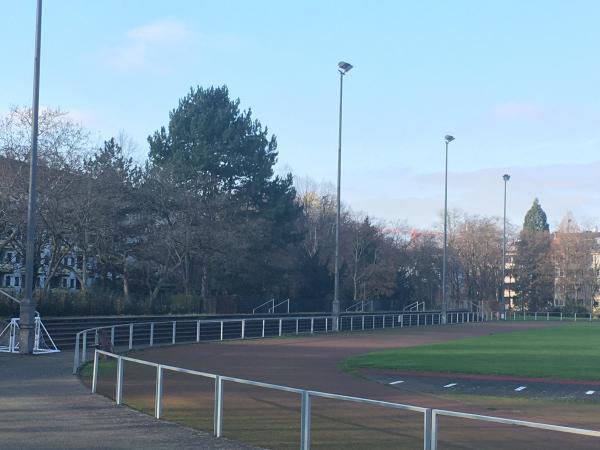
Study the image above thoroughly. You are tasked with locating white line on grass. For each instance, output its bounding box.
[515,386,527,392]
[389,380,404,385]
[443,383,457,388]
[586,390,595,395]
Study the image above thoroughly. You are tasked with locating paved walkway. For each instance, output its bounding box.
[0,351,256,450]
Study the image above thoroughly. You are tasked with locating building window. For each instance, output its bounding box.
[14,277,19,287]
[69,278,75,289]
[61,278,68,288]
[4,275,11,287]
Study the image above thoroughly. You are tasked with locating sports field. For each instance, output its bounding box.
[344,323,600,380]
[81,322,600,449]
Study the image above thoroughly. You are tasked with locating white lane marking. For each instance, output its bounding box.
[515,386,527,392]
[389,380,404,385]
[586,390,595,395]
[444,383,457,388]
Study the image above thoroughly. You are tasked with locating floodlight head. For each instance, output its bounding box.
[503,174,511,182]
[444,135,455,143]
[338,61,353,75]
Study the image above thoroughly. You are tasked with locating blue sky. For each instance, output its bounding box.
[3,1,600,229]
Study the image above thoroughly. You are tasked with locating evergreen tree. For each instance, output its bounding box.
[523,198,549,232]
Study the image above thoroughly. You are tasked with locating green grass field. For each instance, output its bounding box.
[344,323,600,380]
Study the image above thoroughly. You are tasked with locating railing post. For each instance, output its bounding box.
[300,391,311,450]
[382,315,386,329]
[91,350,99,394]
[73,333,80,374]
[373,316,375,330]
[241,319,246,339]
[82,331,87,363]
[111,326,115,347]
[430,410,439,450]
[129,324,133,350]
[172,321,176,344]
[547,312,549,321]
[279,319,283,336]
[220,321,224,340]
[560,312,563,321]
[155,365,163,419]
[262,319,266,338]
[362,315,365,330]
[391,314,395,328]
[535,312,537,321]
[296,318,299,335]
[575,313,577,322]
[325,318,328,333]
[590,313,593,322]
[196,320,201,342]
[424,408,433,450]
[116,356,124,405]
[400,314,403,328]
[350,316,354,331]
[94,329,99,347]
[310,318,314,334]
[214,375,223,437]
[150,323,154,346]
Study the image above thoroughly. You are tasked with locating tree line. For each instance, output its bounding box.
[1,86,595,316]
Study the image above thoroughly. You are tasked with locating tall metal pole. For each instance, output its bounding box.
[333,71,344,331]
[502,174,510,319]
[442,142,448,323]
[20,0,43,354]
[441,135,454,324]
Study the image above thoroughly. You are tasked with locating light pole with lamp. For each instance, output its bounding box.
[20,0,43,354]
[502,174,510,319]
[441,135,454,324]
[333,61,353,331]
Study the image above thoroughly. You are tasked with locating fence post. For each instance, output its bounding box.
[150,323,154,346]
[279,319,283,336]
[129,324,133,350]
[310,318,314,334]
[241,319,246,339]
[575,313,577,322]
[590,313,593,322]
[263,319,266,337]
[91,350,99,394]
[350,316,354,331]
[155,365,163,419]
[400,314,403,328]
[547,312,549,321]
[220,321,224,340]
[73,333,80,374]
[111,326,115,347]
[300,391,311,450]
[560,312,563,321]
[94,329,99,347]
[172,321,176,344]
[362,315,365,330]
[214,375,223,437]
[82,331,87,363]
[296,318,299,335]
[325,318,328,333]
[535,312,537,321]
[430,410,439,450]
[424,408,433,450]
[196,321,201,342]
[116,356,124,405]
[382,315,386,329]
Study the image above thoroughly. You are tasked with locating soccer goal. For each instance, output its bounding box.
[0,315,59,354]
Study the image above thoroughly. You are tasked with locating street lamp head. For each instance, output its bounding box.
[503,174,511,182]
[444,135,455,143]
[338,61,353,75]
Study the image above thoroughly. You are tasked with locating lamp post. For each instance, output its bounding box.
[19,0,43,354]
[502,174,510,319]
[333,61,353,331]
[441,135,454,324]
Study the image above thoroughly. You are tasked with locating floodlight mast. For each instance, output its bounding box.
[441,134,454,324]
[333,61,353,331]
[20,0,43,354]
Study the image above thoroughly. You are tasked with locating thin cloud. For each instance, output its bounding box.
[100,19,243,73]
[491,100,544,120]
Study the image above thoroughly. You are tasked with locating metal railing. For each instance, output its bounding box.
[90,349,600,450]
[404,301,426,312]
[506,311,596,322]
[73,311,491,374]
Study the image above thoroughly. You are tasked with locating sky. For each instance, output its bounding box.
[2,1,600,230]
